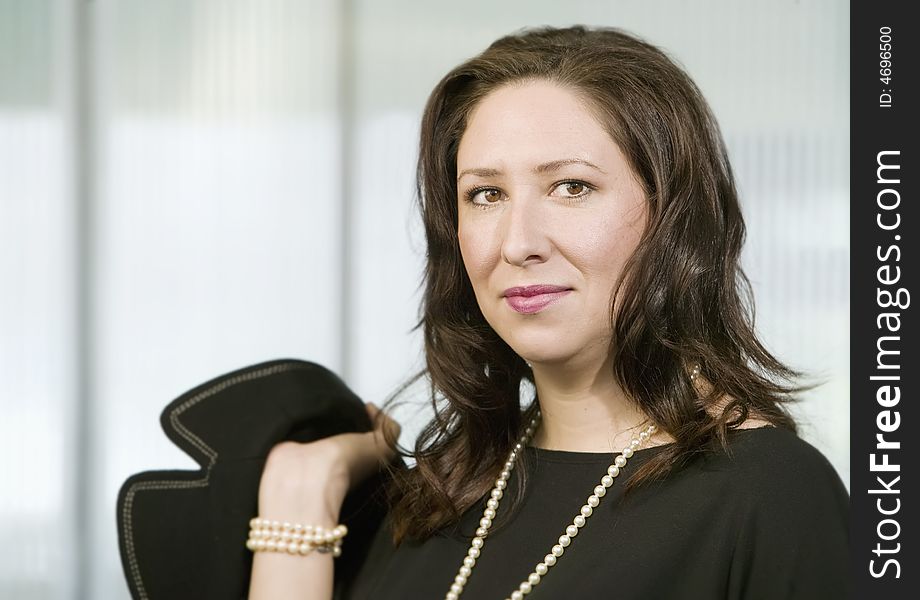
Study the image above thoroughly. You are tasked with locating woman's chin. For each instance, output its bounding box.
[508,337,609,370]
[512,349,580,367]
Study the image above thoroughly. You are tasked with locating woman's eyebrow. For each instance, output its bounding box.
[457,158,607,181]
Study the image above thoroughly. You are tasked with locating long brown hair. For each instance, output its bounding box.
[376,24,810,545]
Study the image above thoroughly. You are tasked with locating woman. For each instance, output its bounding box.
[248,25,848,599]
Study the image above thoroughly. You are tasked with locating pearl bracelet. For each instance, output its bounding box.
[246,518,348,558]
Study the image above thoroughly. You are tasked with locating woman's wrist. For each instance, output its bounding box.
[257,441,351,524]
[258,487,345,526]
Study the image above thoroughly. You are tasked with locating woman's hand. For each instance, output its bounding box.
[249,403,400,600]
[257,402,402,523]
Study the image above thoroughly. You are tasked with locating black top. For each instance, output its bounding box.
[342,426,849,599]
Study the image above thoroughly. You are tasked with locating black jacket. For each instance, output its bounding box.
[116,358,401,599]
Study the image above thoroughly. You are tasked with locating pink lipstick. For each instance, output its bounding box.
[503,285,572,314]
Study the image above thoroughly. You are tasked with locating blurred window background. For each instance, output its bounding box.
[0,1,848,598]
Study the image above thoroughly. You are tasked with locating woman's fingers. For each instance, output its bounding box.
[367,402,401,434]
[365,402,401,463]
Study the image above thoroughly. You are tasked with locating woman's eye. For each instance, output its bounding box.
[480,189,502,203]
[555,181,590,197]
[466,188,502,205]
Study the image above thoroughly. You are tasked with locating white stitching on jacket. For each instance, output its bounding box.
[122,362,307,599]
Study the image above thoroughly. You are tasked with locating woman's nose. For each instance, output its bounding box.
[499,190,551,267]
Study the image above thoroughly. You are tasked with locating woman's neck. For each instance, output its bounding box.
[526,359,674,452]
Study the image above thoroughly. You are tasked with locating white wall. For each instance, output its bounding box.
[0,0,848,597]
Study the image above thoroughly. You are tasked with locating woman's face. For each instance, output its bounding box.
[456,79,648,368]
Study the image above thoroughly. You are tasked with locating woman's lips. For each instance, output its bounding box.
[504,290,572,314]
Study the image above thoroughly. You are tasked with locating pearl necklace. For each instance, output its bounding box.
[442,410,658,600]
